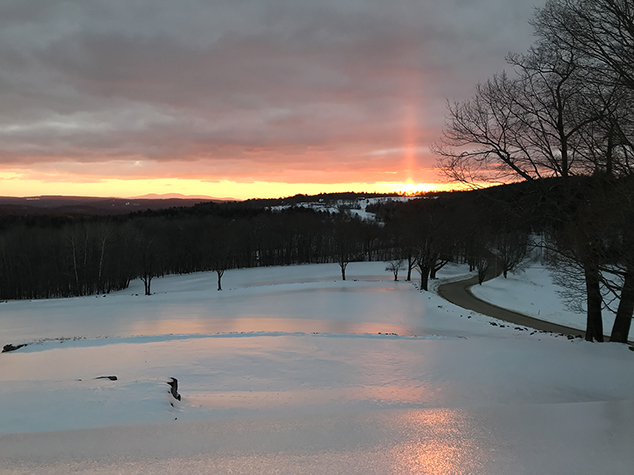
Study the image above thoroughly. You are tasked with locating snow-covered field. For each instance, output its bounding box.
[270,196,416,221]
[1,262,633,474]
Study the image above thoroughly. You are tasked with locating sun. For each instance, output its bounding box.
[397,182,436,196]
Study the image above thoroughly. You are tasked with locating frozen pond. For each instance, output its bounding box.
[1,278,430,342]
[2,402,633,475]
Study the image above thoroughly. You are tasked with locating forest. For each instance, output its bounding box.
[0,188,529,300]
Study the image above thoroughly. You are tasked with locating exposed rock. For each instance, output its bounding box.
[94,375,118,381]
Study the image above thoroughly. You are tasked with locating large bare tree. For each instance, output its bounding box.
[436,0,634,342]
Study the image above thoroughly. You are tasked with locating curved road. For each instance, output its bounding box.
[437,274,587,338]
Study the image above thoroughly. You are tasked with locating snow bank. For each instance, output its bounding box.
[470,265,624,336]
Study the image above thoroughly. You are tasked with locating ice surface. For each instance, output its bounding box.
[1,262,633,474]
[2,402,633,475]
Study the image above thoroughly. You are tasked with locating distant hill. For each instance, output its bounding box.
[0,191,423,218]
[0,195,227,217]
[133,193,237,200]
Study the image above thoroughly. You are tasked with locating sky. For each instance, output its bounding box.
[0,0,546,200]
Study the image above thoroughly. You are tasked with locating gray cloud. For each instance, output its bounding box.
[0,0,546,181]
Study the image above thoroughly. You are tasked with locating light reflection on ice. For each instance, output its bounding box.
[1,277,428,342]
[186,385,439,410]
[388,410,485,475]
[128,317,424,338]
[4,403,632,474]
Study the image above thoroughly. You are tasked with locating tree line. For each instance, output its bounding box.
[0,204,386,300]
[3,180,630,342]
[0,191,531,299]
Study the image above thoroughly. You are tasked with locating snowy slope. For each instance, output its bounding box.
[1,262,633,474]
[469,264,626,337]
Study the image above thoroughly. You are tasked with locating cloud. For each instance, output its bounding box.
[0,0,546,187]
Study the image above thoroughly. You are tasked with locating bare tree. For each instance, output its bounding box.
[433,72,540,186]
[476,257,490,286]
[434,40,597,186]
[92,222,115,293]
[214,267,226,291]
[209,229,232,291]
[534,0,634,92]
[531,0,634,342]
[415,244,436,291]
[137,232,158,296]
[491,231,529,278]
[385,259,405,281]
[333,219,361,281]
[601,177,634,342]
[434,0,634,342]
[429,257,450,280]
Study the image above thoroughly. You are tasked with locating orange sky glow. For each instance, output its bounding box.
[0,2,541,200]
[0,166,461,200]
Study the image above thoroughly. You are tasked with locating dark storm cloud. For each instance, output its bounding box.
[0,0,545,179]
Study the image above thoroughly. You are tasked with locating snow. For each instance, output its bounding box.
[470,264,624,336]
[1,262,633,474]
[269,196,415,221]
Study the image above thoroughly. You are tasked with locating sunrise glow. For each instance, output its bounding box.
[0,170,460,200]
[0,1,538,201]
[397,182,438,195]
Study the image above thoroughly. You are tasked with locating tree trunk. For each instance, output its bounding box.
[97,233,109,292]
[419,266,430,291]
[610,265,634,343]
[430,259,448,279]
[340,262,347,281]
[584,259,604,342]
[70,238,79,294]
[477,261,489,285]
[216,269,224,291]
[143,275,152,296]
[406,254,415,281]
